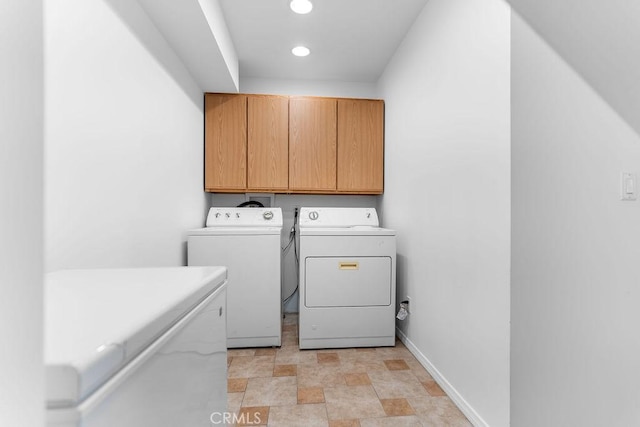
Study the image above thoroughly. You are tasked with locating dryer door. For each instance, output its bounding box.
[304,256,392,307]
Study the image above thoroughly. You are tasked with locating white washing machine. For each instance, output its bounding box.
[298,207,396,349]
[188,207,282,348]
[45,267,228,427]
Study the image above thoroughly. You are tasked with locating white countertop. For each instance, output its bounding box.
[45,266,227,408]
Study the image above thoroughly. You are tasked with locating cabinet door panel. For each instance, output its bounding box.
[248,96,289,191]
[337,99,384,193]
[204,94,247,191]
[289,98,337,191]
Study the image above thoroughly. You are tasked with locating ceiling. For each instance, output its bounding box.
[218,0,429,82]
[507,0,640,137]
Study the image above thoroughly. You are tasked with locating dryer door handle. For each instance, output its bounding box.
[338,262,359,270]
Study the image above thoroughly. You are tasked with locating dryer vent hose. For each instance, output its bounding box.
[236,201,264,208]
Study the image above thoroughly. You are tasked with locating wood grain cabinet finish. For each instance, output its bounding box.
[204,94,247,191]
[204,93,384,194]
[289,97,337,191]
[247,95,289,191]
[337,99,384,193]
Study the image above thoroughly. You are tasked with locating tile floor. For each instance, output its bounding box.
[227,314,472,426]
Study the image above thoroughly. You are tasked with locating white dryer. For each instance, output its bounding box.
[188,207,282,348]
[298,207,396,349]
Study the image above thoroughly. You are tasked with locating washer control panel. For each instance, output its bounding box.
[206,207,282,227]
[299,207,379,228]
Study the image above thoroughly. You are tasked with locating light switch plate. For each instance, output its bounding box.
[621,172,637,201]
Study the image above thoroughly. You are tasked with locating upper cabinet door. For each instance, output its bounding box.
[247,95,289,191]
[289,97,337,191]
[204,94,247,191]
[337,99,384,193]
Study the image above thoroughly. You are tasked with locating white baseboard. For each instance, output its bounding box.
[396,327,489,427]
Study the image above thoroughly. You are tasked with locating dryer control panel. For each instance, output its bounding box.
[299,207,379,228]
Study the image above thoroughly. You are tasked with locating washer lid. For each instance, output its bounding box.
[44,266,227,408]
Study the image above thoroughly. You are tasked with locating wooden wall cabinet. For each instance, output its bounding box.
[204,93,384,195]
[337,99,384,193]
[289,97,337,192]
[204,94,247,191]
[205,94,289,193]
[248,95,289,191]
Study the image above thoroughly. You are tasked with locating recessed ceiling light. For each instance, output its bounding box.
[290,0,313,14]
[291,46,310,57]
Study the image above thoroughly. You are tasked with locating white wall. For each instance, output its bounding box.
[240,77,377,99]
[511,12,640,427]
[376,0,511,425]
[506,0,640,137]
[0,1,44,425]
[45,0,209,272]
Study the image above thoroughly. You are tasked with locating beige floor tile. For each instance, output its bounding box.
[422,380,447,396]
[298,387,326,404]
[329,420,361,427]
[283,314,298,325]
[324,385,386,420]
[268,403,328,427]
[236,406,269,426]
[318,352,340,364]
[319,348,357,357]
[227,392,244,415]
[408,396,472,427]
[339,350,382,363]
[339,351,388,374]
[226,315,470,427]
[228,348,256,357]
[358,415,422,427]
[254,348,277,356]
[282,331,298,347]
[273,364,297,377]
[282,323,297,332]
[276,349,318,365]
[281,333,299,347]
[228,355,275,379]
[340,359,388,374]
[405,359,434,382]
[243,376,298,407]
[375,346,415,360]
[383,359,410,371]
[344,373,371,386]
[228,377,248,393]
[379,398,415,416]
[298,364,347,388]
[368,370,429,399]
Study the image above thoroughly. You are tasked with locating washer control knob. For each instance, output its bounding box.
[309,211,319,220]
[263,211,274,220]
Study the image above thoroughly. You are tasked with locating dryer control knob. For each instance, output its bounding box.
[309,211,319,220]
[263,211,274,220]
